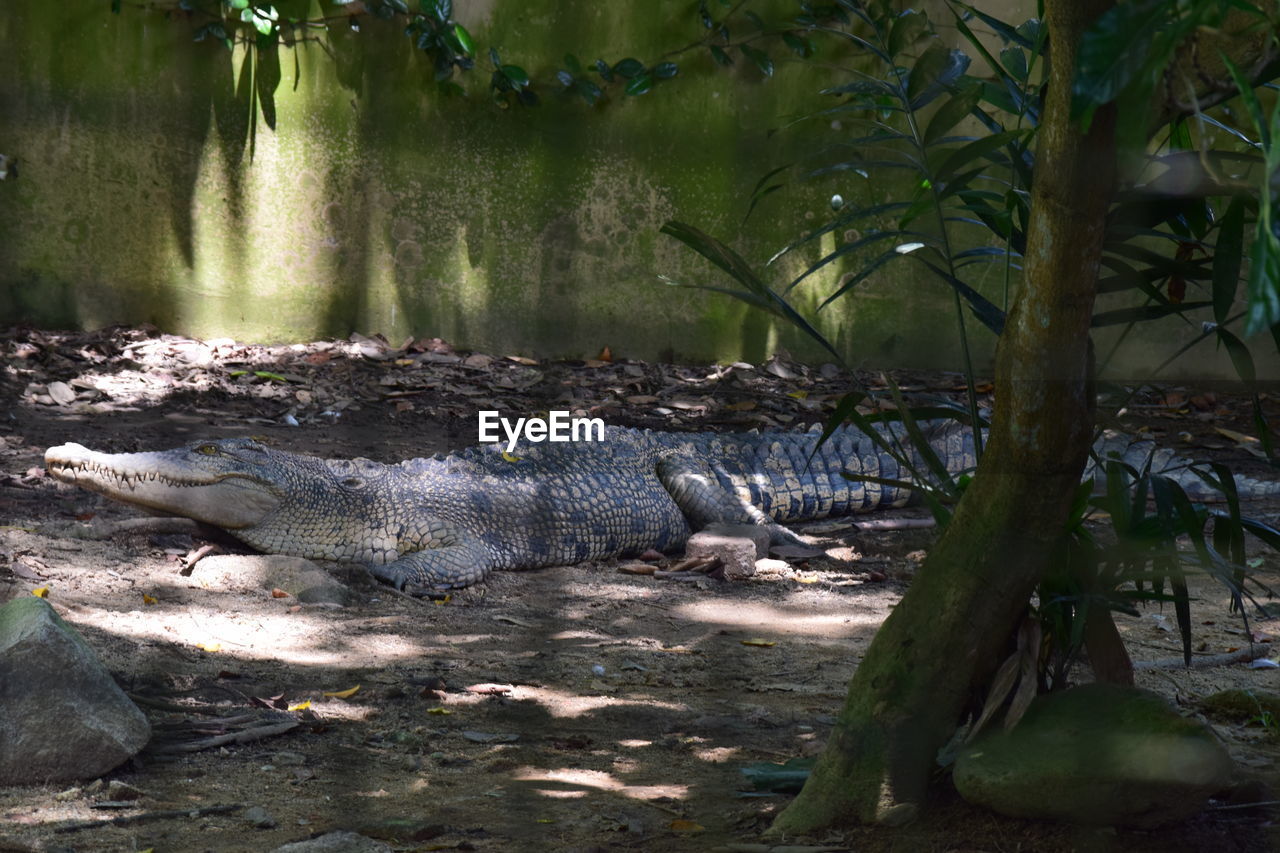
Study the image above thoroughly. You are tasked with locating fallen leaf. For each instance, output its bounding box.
[287,700,312,711]
[501,451,521,463]
[142,593,157,605]
[47,381,77,405]
[271,588,291,598]
[323,685,361,699]
[426,707,453,715]
[669,819,704,833]
[597,346,613,362]
[31,586,49,598]
[741,638,776,648]
[195,642,222,652]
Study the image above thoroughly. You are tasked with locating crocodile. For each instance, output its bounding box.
[43,422,1280,591]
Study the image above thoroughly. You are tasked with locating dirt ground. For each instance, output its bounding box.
[1,325,1279,853]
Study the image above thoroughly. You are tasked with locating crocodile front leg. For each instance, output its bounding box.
[368,539,493,592]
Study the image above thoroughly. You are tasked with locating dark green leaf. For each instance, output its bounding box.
[1216,328,1257,384]
[932,129,1024,183]
[613,58,645,79]
[954,3,1033,48]
[653,61,678,80]
[501,64,529,89]
[710,44,732,66]
[1000,45,1027,81]
[888,9,929,57]
[624,73,653,96]
[740,45,773,78]
[1071,0,1163,122]
[1090,301,1212,327]
[574,78,603,105]
[908,43,960,106]
[594,58,613,82]
[563,53,582,75]
[488,47,501,68]
[432,0,451,23]
[660,221,845,365]
[923,83,981,145]
[1245,222,1280,334]
[782,31,814,58]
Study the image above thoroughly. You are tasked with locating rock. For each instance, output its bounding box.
[272,830,394,853]
[105,780,145,800]
[954,683,1233,827]
[685,523,770,579]
[0,598,151,785]
[195,555,350,605]
[243,805,278,829]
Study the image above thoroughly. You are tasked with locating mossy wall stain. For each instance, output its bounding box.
[0,2,1255,378]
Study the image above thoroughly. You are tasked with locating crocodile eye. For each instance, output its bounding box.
[196,444,219,456]
[341,477,365,490]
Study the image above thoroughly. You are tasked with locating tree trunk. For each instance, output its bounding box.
[767,0,1117,834]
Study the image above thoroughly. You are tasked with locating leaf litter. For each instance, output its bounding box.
[0,324,1278,851]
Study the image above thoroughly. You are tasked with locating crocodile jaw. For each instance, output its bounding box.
[44,443,280,529]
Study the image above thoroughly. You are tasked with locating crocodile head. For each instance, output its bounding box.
[44,438,290,529]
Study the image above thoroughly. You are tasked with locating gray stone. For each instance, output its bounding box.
[243,805,277,829]
[954,683,1233,827]
[0,598,150,785]
[685,523,770,579]
[272,830,393,853]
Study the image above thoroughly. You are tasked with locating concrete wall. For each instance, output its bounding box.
[0,1,1268,379]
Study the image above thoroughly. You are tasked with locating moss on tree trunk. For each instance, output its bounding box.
[768,0,1118,834]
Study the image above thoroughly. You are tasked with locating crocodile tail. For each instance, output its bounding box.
[1086,431,1280,501]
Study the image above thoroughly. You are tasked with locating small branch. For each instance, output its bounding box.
[54,804,243,833]
[1135,646,1273,670]
[150,720,299,753]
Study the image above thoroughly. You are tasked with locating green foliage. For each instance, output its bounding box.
[662,0,1280,691]
[1041,456,1279,686]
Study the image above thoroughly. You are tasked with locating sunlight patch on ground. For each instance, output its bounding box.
[671,599,884,637]
[498,686,688,719]
[66,604,438,667]
[692,746,740,763]
[511,767,688,801]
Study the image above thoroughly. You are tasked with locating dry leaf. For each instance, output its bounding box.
[271,588,291,598]
[426,707,453,715]
[195,642,222,652]
[142,593,157,605]
[31,586,49,598]
[741,638,776,648]
[287,700,312,711]
[669,819,704,833]
[47,381,76,406]
[323,685,361,699]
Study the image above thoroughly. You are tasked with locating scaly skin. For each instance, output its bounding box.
[44,423,1278,591]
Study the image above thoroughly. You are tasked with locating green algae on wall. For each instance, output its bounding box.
[2,0,996,370]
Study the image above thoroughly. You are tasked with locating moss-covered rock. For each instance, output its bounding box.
[954,683,1233,827]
